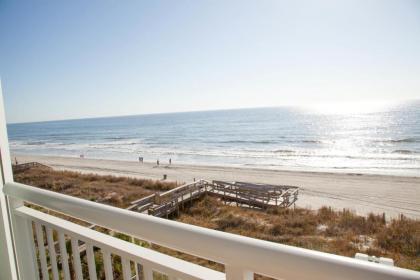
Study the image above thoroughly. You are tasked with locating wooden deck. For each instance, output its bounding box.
[129,180,299,217]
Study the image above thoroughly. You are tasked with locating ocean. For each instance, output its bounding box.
[7,101,420,176]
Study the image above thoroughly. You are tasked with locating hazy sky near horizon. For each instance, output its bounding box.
[1,0,419,123]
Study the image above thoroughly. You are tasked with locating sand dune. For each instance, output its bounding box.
[13,154,420,219]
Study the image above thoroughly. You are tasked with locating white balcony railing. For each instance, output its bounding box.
[0,87,419,280]
[2,181,420,280]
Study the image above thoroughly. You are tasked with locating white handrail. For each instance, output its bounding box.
[16,206,225,280]
[4,182,420,280]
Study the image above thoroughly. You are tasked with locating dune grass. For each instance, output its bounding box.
[13,166,177,208]
[13,166,420,275]
[177,196,420,271]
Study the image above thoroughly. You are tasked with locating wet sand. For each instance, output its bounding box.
[13,154,420,219]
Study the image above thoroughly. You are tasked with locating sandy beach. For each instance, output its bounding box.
[13,154,420,219]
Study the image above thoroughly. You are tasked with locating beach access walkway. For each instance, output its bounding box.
[127,180,299,217]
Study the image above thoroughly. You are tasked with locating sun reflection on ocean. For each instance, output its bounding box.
[300,100,400,115]
[298,100,403,171]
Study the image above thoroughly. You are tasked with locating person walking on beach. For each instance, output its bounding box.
[157,159,160,166]
[169,158,172,165]
[138,156,143,163]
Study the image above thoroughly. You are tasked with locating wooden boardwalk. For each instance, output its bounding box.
[129,180,299,217]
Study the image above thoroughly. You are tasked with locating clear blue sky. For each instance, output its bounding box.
[1,0,419,123]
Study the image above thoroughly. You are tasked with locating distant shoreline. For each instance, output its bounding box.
[13,153,420,219]
[11,151,420,178]
[9,150,420,177]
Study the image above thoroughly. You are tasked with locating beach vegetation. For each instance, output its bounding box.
[13,166,177,208]
[14,167,420,275]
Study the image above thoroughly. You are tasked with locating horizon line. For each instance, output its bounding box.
[7,98,419,125]
[7,105,285,125]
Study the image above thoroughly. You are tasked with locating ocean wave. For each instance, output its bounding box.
[89,141,139,147]
[392,149,420,155]
[26,141,46,145]
[12,140,420,162]
[220,140,274,144]
[380,138,419,143]
[302,140,323,144]
[290,153,419,161]
[273,149,296,154]
[103,136,129,140]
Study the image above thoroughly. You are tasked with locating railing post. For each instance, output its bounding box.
[0,181,18,280]
[0,83,38,280]
[225,266,253,280]
[11,214,39,280]
[0,81,19,280]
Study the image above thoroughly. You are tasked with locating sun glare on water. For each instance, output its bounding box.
[301,100,397,115]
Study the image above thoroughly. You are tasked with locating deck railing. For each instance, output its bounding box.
[4,181,420,280]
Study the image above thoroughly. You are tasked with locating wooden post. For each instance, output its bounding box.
[190,189,192,205]
[224,185,226,205]
[236,188,238,206]
[154,193,161,204]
